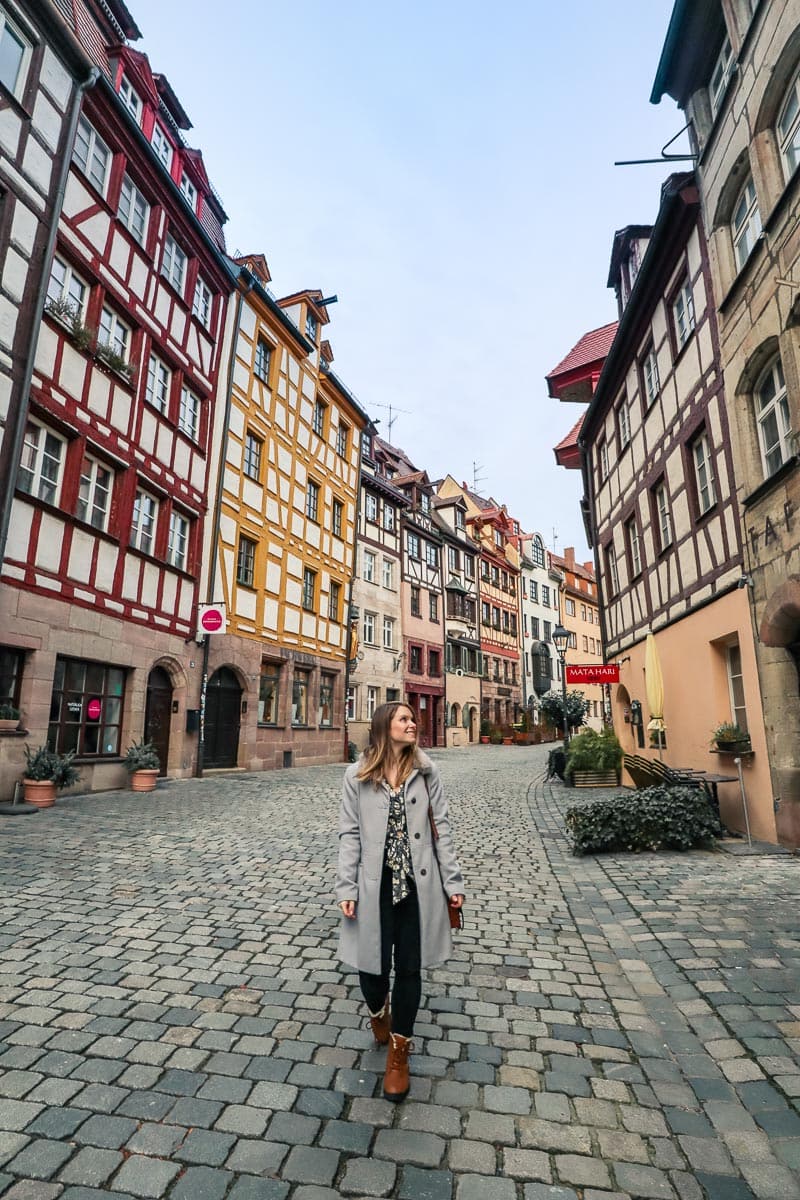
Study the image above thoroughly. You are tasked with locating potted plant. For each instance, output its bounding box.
[711,722,751,753]
[501,726,514,746]
[123,740,161,792]
[480,719,490,745]
[0,702,20,732]
[489,726,503,745]
[22,745,81,808]
[566,727,623,787]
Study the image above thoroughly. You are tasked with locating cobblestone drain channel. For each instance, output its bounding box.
[0,746,797,1199]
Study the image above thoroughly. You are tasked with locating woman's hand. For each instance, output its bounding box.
[449,894,465,909]
[339,900,356,919]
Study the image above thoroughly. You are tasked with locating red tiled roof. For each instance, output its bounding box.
[553,413,585,453]
[546,321,618,383]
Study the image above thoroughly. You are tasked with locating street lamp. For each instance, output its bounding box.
[552,623,571,748]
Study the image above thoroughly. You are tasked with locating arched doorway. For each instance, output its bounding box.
[145,666,173,776]
[467,704,478,743]
[205,667,242,768]
[614,684,636,752]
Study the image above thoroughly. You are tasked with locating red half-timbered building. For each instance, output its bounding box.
[0,0,232,798]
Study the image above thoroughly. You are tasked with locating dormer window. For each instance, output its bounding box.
[420,492,430,514]
[709,35,733,119]
[119,76,142,124]
[180,173,197,211]
[494,529,503,549]
[151,123,173,171]
[455,508,465,530]
[306,311,318,342]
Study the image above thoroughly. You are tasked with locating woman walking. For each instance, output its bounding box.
[336,702,464,1101]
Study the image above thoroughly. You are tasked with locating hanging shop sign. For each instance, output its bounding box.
[566,664,620,684]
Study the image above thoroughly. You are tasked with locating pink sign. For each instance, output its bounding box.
[201,607,224,632]
[87,698,102,720]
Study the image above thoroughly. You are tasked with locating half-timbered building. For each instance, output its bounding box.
[516,532,555,722]
[550,548,604,730]
[432,490,481,747]
[0,0,232,797]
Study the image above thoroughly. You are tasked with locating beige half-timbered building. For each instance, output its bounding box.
[432,490,481,747]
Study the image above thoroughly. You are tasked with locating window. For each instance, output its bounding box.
[709,35,733,118]
[179,172,197,210]
[237,535,256,587]
[429,592,438,622]
[732,177,761,270]
[448,546,460,572]
[337,423,349,457]
[365,493,377,522]
[363,550,376,583]
[383,616,395,649]
[492,606,500,629]
[366,685,379,719]
[253,336,272,383]
[346,686,356,721]
[419,492,430,514]
[502,610,510,632]
[292,670,310,725]
[565,598,575,617]
[481,600,490,625]
[77,456,112,531]
[0,9,31,99]
[598,438,609,480]
[542,584,550,607]
[530,581,538,602]
[19,422,65,505]
[409,645,423,673]
[425,541,438,568]
[383,504,395,531]
[192,277,213,329]
[98,306,130,361]
[480,560,489,580]
[532,617,540,639]
[626,517,642,577]
[606,543,620,595]
[654,481,672,551]
[319,674,335,726]
[580,604,586,620]
[778,66,800,180]
[455,508,465,530]
[0,647,23,707]
[756,358,791,478]
[118,76,141,123]
[145,354,171,413]
[411,587,421,618]
[642,344,660,407]
[531,537,545,568]
[382,559,394,589]
[162,234,187,293]
[692,430,717,514]
[46,257,87,320]
[312,399,325,436]
[464,555,475,579]
[244,432,262,481]
[727,643,748,735]
[617,396,631,450]
[258,662,280,724]
[118,175,149,245]
[363,611,376,644]
[491,565,499,586]
[302,567,316,611]
[328,580,341,622]
[151,123,173,170]
[306,311,318,342]
[48,657,125,757]
[332,499,344,539]
[407,532,421,559]
[306,479,320,522]
[673,277,696,349]
[167,511,189,570]
[543,621,551,642]
[429,650,441,676]
[178,385,200,440]
[131,490,157,554]
[73,116,111,195]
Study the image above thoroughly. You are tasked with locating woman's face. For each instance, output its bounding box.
[389,706,417,750]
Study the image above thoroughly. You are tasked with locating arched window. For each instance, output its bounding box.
[731,176,761,270]
[777,65,800,181]
[532,536,545,568]
[755,358,792,478]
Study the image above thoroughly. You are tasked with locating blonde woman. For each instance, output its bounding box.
[335,702,464,1101]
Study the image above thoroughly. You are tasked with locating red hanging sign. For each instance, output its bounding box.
[566,664,620,684]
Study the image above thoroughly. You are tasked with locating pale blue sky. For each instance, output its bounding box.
[131,0,685,556]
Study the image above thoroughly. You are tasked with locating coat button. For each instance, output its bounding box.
[414,832,420,839]
[411,797,416,803]
[420,868,427,875]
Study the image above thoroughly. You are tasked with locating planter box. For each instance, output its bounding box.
[571,770,620,788]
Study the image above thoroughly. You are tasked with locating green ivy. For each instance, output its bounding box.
[565,785,722,856]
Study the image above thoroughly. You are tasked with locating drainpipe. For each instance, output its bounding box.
[0,64,100,563]
[196,272,250,778]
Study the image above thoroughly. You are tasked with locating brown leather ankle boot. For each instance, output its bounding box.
[368,995,391,1045]
[383,1032,412,1102]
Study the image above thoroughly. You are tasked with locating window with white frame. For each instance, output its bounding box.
[727,642,748,735]
[606,543,620,595]
[167,510,189,570]
[302,567,316,611]
[118,75,142,123]
[131,489,158,554]
[407,531,420,559]
[46,256,87,319]
[237,535,256,587]
[73,115,111,195]
[365,492,378,522]
[179,172,197,210]
[337,423,349,457]
[328,580,341,622]
[531,537,545,568]
[425,541,438,569]
[732,177,761,270]
[672,276,696,348]
[0,9,31,99]
[362,549,376,583]
[464,554,475,578]
[244,431,262,480]
[312,399,325,437]
[626,516,642,576]
[77,455,112,530]
[382,558,394,589]
[178,384,200,439]
[598,438,609,480]
[383,616,395,649]
[709,35,733,119]
[145,353,170,412]
[305,478,320,522]
[654,481,672,550]
[363,610,376,645]
[366,685,379,719]
[755,357,792,478]
[430,592,438,622]
[161,234,187,293]
[98,307,130,360]
[151,123,173,169]
[455,507,465,530]
[345,685,356,721]
[448,545,460,572]
[332,499,343,539]
[19,421,65,505]
[192,277,212,328]
[778,66,800,180]
[118,175,149,245]
[643,344,660,407]
[305,311,318,342]
[692,430,717,514]
[253,336,272,382]
[383,503,395,531]
[617,396,631,450]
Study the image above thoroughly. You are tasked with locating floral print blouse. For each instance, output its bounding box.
[382,782,414,904]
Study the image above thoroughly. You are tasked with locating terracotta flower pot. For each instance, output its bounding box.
[480,736,490,744]
[130,768,159,793]
[23,779,56,807]
[0,718,19,732]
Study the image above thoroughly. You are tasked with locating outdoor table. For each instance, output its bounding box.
[674,769,738,813]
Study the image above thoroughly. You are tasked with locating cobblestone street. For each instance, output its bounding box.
[1,745,800,1200]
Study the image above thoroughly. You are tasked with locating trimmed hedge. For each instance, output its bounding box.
[565,785,722,856]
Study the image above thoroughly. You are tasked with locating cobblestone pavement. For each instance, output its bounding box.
[1,745,799,1200]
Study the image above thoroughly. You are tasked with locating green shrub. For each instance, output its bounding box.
[565,785,722,856]
[566,727,623,775]
[23,745,81,790]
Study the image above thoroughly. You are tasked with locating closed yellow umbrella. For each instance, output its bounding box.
[645,632,666,757]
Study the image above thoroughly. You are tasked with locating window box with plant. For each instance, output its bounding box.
[0,703,21,732]
[565,727,623,787]
[95,341,134,382]
[22,745,81,808]
[710,722,751,754]
[45,297,95,352]
[123,740,161,791]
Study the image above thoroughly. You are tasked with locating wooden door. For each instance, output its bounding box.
[205,667,241,768]
[145,666,172,776]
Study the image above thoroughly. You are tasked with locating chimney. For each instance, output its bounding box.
[564,546,576,568]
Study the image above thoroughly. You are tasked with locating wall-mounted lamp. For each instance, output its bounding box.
[392,653,406,672]
[617,656,631,665]
[737,574,754,590]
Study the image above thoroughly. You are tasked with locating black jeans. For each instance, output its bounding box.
[359,865,421,1038]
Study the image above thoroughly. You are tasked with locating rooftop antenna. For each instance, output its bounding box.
[370,402,410,441]
[552,527,559,553]
[472,461,486,493]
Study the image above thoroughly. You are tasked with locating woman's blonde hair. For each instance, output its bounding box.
[357,702,419,787]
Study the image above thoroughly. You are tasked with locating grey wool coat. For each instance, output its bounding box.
[335,751,465,975]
